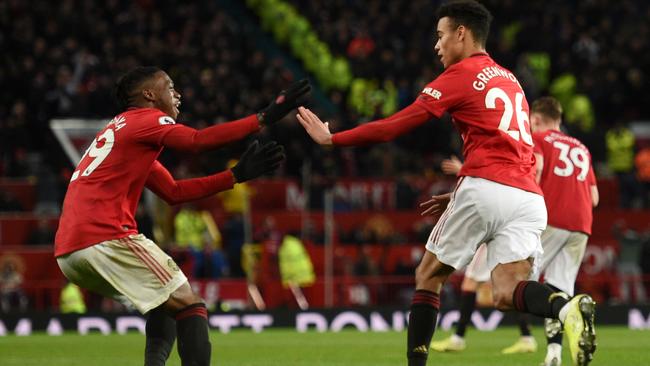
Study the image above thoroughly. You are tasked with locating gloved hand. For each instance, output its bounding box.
[257,79,311,125]
[231,140,285,183]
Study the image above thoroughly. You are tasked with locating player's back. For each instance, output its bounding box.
[416,54,540,195]
[55,108,171,256]
[534,130,596,234]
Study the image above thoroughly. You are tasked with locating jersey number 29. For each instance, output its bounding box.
[70,128,115,182]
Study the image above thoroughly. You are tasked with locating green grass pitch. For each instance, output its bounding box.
[2,326,649,365]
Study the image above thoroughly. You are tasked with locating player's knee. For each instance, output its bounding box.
[491,288,514,311]
[164,282,203,312]
[414,263,447,290]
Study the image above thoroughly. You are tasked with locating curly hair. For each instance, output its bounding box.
[437,0,493,46]
[113,66,162,110]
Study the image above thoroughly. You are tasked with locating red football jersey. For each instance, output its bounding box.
[533,130,596,234]
[55,107,259,256]
[414,53,541,195]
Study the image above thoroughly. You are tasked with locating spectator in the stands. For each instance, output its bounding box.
[27,218,56,245]
[174,203,229,279]
[0,255,28,312]
[634,146,650,207]
[612,221,648,303]
[606,122,641,208]
[0,191,24,212]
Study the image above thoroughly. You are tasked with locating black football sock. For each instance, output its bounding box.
[407,290,440,366]
[145,306,177,366]
[517,313,532,337]
[456,291,476,337]
[512,281,568,319]
[544,283,565,345]
[175,303,211,366]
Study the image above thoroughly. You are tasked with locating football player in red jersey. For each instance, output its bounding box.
[55,66,309,366]
[516,96,598,366]
[297,1,596,365]
[431,98,599,365]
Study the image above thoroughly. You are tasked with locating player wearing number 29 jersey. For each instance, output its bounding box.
[54,107,258,256]
[54,67,305,366]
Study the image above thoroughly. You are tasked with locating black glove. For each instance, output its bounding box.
[231,140,285,183]
[257,79,311,125]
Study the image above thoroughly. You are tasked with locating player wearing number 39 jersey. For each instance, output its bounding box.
[54,66,309,366]
[513,96,599,366]
[297,1,596,365]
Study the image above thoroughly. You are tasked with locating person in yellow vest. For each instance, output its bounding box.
[60,281,87,314]
[174,204,228,278]
[606,123,640,208]
[278,234,315,309]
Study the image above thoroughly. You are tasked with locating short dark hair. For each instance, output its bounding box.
[437,0,493,46]
[531,97,563,121]
[114,66,162,110]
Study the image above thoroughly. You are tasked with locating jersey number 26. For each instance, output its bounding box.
[485,87,533,146]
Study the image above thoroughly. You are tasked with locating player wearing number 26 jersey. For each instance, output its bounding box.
[415,53,541,196]
[297,2,596,365]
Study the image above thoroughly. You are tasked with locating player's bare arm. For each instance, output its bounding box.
[534,152,544,184]
[296,106,333,145]
[419,193,451,217]
[441,155,462,175]
[591,185,599,207]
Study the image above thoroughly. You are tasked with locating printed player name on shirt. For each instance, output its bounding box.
[543,130,587,148]
[472,66,519,91]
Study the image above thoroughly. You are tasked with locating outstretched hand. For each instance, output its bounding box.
[231,140,285,183]
[419,192,452,217]
[258,79,311,126]
[441,155,462,175]
[296,107,333,145]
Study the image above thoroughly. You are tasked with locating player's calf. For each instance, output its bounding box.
[145,306,176,366]
[176,302,211,366]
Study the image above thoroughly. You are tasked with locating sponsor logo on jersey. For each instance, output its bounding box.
[422,87,442,100]
[159,116,176,125]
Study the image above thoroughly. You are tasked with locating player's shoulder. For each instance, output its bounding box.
[123,107,176,125]
[539,130,590,150]
[532,130,551,145]
[444,54,519,90]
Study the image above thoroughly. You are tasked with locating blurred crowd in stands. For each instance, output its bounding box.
[1,0,650,308]
[2,1,650,206]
